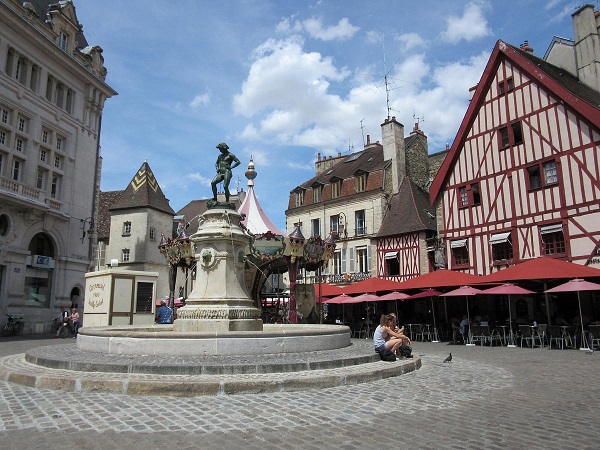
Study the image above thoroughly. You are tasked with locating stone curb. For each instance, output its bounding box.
[0,353,421,396]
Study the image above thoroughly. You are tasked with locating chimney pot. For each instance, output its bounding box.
[317,152,321,161]
[338,152,341,157]
[366,134,370,145]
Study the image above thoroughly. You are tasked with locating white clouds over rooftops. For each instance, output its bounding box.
[441,1,491,43]
[277,16,359,41]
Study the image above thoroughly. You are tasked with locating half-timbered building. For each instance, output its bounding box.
[430,5,600,275]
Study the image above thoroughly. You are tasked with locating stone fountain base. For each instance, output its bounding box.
[75,324,350,356]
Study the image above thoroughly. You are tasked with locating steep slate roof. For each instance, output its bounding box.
[109,161,174,215]
[377,178,437,238]
[296,143,385,190]
[430,39,600,203]
[96,190,123,240]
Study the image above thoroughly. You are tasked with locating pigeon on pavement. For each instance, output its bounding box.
[443,353,452,363]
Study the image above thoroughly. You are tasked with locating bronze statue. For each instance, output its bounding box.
[211,143,240,203]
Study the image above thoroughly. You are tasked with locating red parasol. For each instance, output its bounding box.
[481,284,536,346]
[404,289,443,300]
[404,289,444,341]
[373,291,410,301]
[339,277,405,295]
[322,294,352,304]
[441,286,486,345]
[481,257,600,283]
[545,278,600,350]
[395,270,482,290]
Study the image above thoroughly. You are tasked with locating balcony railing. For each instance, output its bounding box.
[1,177,62,211]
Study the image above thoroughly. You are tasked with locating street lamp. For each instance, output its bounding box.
[80,217,94,244]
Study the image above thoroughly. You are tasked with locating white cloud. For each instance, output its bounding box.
[233,34,489,154]
[302,17,359,41]
[366,30,382,44]
[189,91,211,108]
[185,173,213,187]
[441,1,491,44]
[395,33,426,53]
[276,16,359,41]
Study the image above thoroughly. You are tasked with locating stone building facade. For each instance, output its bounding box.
[0,0,116,333]
[286,118,445,285]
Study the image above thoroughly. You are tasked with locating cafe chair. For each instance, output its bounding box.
[547,325,568,350]
[536,324,548,348]
[589,325,600,350]
[480,325,502,346]
[470,324,483,345]
[519,325,540,348]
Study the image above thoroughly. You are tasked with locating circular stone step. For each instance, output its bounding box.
[0,341,421,396]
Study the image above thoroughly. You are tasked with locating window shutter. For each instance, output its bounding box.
[341,248,346,273]
[349,248,355,272]
[366,245,371,272]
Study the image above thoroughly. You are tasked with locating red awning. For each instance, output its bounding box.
[314,283,345,298]
[394,270,482,290]
[480,257,600,283]
[338,277,405,295]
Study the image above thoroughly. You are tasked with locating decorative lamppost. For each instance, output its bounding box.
[282,226,305,324]
[158,219,195,307]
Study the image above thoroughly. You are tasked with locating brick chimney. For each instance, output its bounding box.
[519,40,533,53]
[381,116,405,194]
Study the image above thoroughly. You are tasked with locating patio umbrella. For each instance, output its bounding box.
[322,294,352,304]
[345,293,380,336]
[405,289,444,342]
[482,284,536,347]
[322,294,353,325]
[545,278,600,351]
[441,286,485,345]
[480,257,600,283]
[377,291,410,321]
[339,277,405,295]
[395,269,482,290]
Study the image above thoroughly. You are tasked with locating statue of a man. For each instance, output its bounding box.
[211,143,241,203]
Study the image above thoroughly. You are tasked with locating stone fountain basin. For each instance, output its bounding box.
[76,324,351,356]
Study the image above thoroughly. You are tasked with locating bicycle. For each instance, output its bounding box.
[1,314,25,336]
[57,320,75,339]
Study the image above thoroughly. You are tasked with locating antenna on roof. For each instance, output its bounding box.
[413,111,425,125]
[360,118,366,147]
[383,35,391,120]
[348,139,354,154]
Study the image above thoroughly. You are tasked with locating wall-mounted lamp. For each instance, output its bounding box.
[80,217,94,244]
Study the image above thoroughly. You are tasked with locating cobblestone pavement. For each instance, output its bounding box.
[0,335,599,449]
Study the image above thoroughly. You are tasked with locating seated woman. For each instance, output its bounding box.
[389,313,412,346]
[373,313,408,358]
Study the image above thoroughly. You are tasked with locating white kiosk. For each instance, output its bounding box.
[84,268,159,327]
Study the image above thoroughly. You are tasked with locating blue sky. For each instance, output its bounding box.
[74,0,578,231]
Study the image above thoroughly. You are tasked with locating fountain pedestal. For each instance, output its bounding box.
[173,207,263,332]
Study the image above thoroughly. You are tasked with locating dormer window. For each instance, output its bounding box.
[59,32,69,51]
[355,172,367,193]
[331,178,342,199]
[312,183,323,203]
[295,189,305,207]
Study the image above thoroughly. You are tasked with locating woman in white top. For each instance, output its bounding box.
[373,313,407,356]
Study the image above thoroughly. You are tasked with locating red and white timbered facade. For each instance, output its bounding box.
[431,40,600,275]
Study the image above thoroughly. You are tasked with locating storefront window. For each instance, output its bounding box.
[25,233,54,308]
